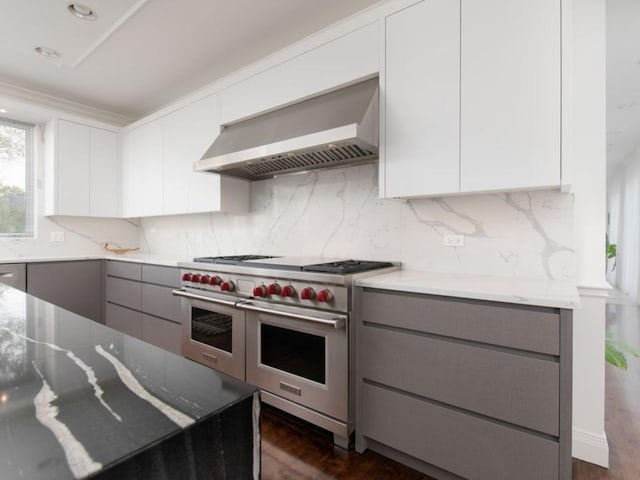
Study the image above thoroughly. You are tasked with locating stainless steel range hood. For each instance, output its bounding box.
[195,77,378,180]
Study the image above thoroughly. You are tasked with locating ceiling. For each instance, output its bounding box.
[0,0,381,123]
[607,0,640,171]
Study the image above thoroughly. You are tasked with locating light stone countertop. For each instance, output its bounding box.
[0,253,191,267]
[1,255,580,308]
[355,270,580,309]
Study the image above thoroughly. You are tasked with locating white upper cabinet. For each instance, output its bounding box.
[121,93,249,218]
[46,119,119,217]
[162,96,217,215]
[220,22,380,125]
[382,0,460,198]
[460,0,561,192]
[55,120,90,216]
[381,0,561,198]
[163,94,248,215]
[121,120,164,218]
[90,127,120,217]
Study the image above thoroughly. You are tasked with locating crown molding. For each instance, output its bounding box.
[0,80,134,126]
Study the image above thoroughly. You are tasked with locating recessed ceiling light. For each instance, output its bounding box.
[68,3,97,20]
[0,109,7,114]
[35,46,61,58]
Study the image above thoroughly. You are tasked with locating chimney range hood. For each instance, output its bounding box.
[195,77,379,180]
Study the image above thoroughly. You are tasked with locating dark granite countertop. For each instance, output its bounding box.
[0,284,258,480]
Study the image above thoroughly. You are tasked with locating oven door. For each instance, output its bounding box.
[244,301,348,422]
[174,289,245,380]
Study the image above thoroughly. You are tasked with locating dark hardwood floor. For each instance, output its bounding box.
[260,301,640,479]
[261,406,430,480]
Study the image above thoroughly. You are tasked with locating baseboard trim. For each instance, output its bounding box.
[572,427,609,467]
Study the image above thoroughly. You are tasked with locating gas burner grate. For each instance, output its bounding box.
[302,260,394,274]
[193,255,279,265]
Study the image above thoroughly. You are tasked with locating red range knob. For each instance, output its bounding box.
[191,274,201,283]
[182,273,192,282]
[317,289,333,303]
[281,285,296,298]
[209,276,221,286]
[253,285,267,297]
[267,283,281,296]
[199,275,210,284]
[300,287,315,300]
[220,281,234,292]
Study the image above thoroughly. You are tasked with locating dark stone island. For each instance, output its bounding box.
[0,284,259,480]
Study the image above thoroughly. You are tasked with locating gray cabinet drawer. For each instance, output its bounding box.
[142,314,181,355]
[362,289,559,355]
[106,276,142,310]
[106,303,142,339]
[106,260,142,281]
[142,283,182,323]
[0,263,26,291]
[361,383,559,480]
[142,264,180,287]
[361,324,559,435]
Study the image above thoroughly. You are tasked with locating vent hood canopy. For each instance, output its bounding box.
[196,77,379,180]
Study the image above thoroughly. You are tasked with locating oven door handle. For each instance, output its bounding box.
[172,288,241,308]
[238,301,346,329]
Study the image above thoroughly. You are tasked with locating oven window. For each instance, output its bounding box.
[191,307,233,353]
[260,324,325,384]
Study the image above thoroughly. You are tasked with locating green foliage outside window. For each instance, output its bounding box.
[0,182,27,234]
[0,121,31,236]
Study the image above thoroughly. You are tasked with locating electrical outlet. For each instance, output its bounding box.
[50,231,65,242]
[443,234,464,247]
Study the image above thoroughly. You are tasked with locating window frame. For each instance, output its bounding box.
[0,116,35,238]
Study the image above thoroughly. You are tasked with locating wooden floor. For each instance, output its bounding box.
[260,301,640,479]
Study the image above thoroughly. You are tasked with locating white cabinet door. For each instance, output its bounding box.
[49,120,120,217]
[460,0,560,192]
[382,0,460,198]
[57,120,91,216]
[90,127,119,217]
[220,22,379,125]
[121,120,163,217]
[163,94,223,215]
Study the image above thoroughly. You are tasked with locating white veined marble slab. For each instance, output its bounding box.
[356,270,580,309]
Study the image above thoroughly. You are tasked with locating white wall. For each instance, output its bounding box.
[0,123,139,261]
[571,0,609,467]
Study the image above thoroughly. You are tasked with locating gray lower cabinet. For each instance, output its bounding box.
[27,260,103,323]
[105,261,182,355]
[106,302,142,338]
[355,288,572,480]
[0,263,26,291]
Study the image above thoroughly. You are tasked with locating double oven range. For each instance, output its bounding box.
[173,255,398,447]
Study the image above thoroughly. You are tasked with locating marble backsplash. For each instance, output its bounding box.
[0,214,140,260]
[140,164,575,280]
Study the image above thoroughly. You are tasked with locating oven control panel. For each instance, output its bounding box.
[180,269,349,312]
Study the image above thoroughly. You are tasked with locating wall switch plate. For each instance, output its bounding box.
[443,234,464,247]
[50,231,65,242]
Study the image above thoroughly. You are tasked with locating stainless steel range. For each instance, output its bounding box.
[172,255,398,447]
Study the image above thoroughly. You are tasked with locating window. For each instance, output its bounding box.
[0,118,34,237]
